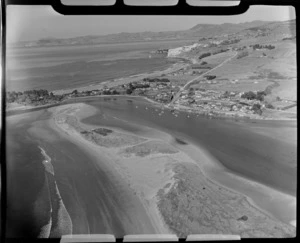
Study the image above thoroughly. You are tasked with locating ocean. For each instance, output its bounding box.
[6,107,155,237]
[6,40,192,92]
[6,96,296,238]
[5,38,297,236]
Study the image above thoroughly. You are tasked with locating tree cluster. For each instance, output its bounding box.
[198,52,211,59]
[220,39,240,45]
[204,75,216,80]
[251,103,263,115]
[125,82,149,94]
[212,48,229,55]
[241,91,266,101]
[6,89,64,105]
[143,78,170,83]
[236,51,249,59]
[282,36,296,41]
[251,44,275,50]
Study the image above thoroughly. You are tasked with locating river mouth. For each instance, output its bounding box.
[6,107,158,237]
[80,96,296,226]
[6,97,296,237]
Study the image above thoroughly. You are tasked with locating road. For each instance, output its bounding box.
[169,51,238,106]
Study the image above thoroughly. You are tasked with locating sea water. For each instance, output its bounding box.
[6,40,191,92]
[81,96,297,225]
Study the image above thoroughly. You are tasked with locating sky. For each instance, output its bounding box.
[7,4,295,42]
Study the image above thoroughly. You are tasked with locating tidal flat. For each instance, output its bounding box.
[6,98,296,238]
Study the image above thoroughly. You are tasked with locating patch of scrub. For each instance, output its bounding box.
[120,140,179,157]
[53,104,147,148]
[175,137,188,145]
[157,163,295,238]
[92,128,113,136]
[80,129,147,148]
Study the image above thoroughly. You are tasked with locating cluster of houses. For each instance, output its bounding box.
[135,79,180,103]
[175,88,265,116]
[64,78,180,104]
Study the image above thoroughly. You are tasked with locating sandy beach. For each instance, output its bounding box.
[50,103,176,234]
[48,102,295,237]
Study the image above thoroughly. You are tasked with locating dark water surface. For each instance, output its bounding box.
[6,96,296,237]
[6,40,192,92]
[6,108,155,237]
[82,96,297,196]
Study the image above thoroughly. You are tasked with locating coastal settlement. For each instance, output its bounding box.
[6,22,296,120]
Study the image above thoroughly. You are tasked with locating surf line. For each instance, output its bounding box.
[39,146,73,237]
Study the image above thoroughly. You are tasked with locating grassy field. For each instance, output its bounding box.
[201,51,235,65]
[192,40,296,100]
[157,163,296,238]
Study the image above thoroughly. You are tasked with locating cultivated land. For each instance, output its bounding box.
[50,103,295,237]
[7,19,297,120]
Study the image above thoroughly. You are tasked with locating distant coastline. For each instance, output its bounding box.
[8,38,196,49]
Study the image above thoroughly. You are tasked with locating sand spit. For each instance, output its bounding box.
[157,163,295,238]
[51,103,296,238]
[51,103,177,234]
[38,146,73,238]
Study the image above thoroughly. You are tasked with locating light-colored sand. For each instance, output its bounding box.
[50,103,296,237]
[6,102,35,111]
[51,103,186,234]
[167,135,297,227]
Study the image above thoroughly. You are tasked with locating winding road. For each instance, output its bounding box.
[169,51,238,106]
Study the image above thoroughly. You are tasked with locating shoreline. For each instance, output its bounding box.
[6,94,297,122]
[52,60,189,96]
[49,103,295,236]
[159,127,296,226]
[49,103,172,234]
[6,47,296,122]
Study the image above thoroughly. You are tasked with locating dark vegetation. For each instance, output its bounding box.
[265,103,275,109]
[212,48,230,55]
[282,36,296,41]
[237,215,248,221]
[251,44,275,50]
[143,77,170,83]
[204,75,217,80]
[126,82,151,94]
[93,128,113,136]
[251,103,262,115]
[235,46,247,51]
[236,51,249,59]
[6,89,64,106]
[175,138,188,145]
[220,39,240,45]
[198,52,211,59]
[103,89,120,95]
[80,131,90,135]
[241,91,266,101]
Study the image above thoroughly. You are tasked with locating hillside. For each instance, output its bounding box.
[12,19,295,48]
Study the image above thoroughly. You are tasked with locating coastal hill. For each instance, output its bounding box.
[14,19,295,47]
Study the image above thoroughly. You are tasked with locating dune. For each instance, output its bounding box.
[49,103,296,238]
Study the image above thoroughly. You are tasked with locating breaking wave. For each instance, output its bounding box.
[36,146,73,238]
